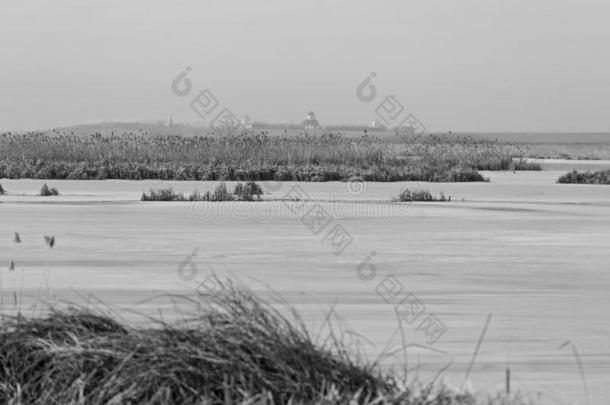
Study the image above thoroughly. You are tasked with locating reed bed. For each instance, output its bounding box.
[0,131,537,182]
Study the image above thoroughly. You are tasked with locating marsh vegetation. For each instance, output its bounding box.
[557,169,610,184]
[38,183,59,196]
[141,181,264,201]
[396,188,451,202]
[0,131,540,182]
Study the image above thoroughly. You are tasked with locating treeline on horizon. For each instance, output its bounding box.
[0,130,537,182]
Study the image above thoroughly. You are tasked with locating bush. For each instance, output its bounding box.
[141,187,185,201]
[557,169,610,184]
[446,167,488,182]
[397,188,450,202]
[39,183,59,196]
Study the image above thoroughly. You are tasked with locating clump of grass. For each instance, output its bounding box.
[140,187,185,201]
[212,182,231,201]
[38,183,59,196]
[557,169,610,184]
[396,188,450,202]
[234,181,263,201]
[512,158,541,171]
[141,182,264,202]
[0,281,387,404]
[187,190,203,201]
[445,166,489,182]
[0,279,542,404]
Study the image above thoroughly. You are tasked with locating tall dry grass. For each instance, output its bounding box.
[0,268,558,404]
[0,279,484,405]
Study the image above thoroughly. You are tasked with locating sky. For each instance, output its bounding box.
[0,0,609,132]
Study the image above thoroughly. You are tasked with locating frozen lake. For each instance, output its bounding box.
[1,171,609,404]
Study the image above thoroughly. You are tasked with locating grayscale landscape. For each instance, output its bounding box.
[1,1,609,404]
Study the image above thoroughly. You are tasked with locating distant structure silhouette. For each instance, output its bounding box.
[241,115,252,129]
[302,111,320,129]
[369,120,387,130]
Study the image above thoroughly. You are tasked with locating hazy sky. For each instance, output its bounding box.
[1,0,609,132]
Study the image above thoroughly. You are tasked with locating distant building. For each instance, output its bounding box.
[368,120,387,130]
[302,111,321,129]
[241,115,252,129]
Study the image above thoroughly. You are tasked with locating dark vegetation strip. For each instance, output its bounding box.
[0,132,539,182]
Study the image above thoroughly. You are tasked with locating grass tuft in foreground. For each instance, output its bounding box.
[0,279,548,404]
[0,280,451,404]
[557,169,610,184]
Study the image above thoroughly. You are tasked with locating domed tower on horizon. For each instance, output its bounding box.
[303,111,320,129]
